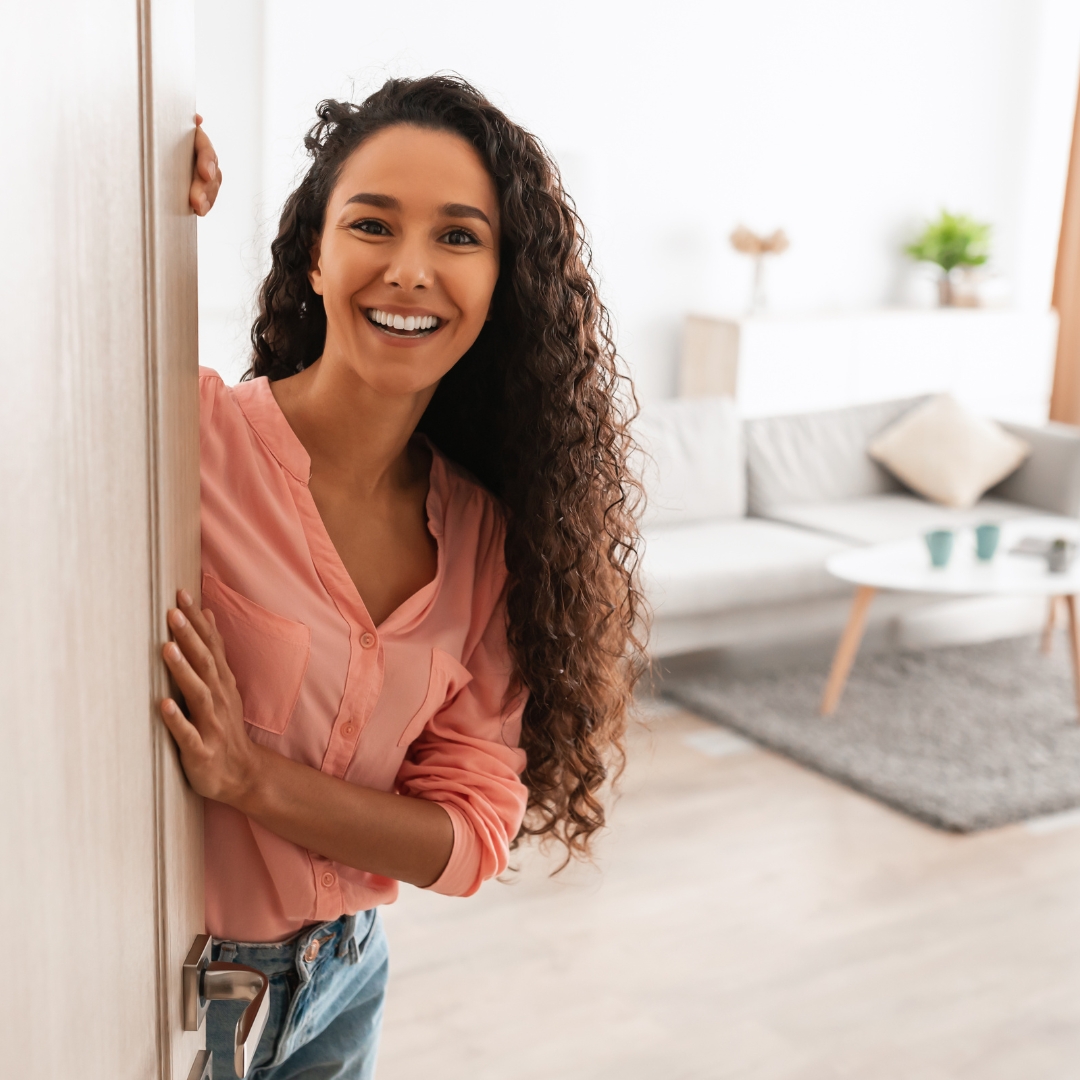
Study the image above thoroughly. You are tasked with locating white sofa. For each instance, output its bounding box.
[637,396,1080,659]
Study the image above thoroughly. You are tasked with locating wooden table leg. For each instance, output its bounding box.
[1042,596,1061,655]
[1065,596,1080,721]
[820,585,877,717]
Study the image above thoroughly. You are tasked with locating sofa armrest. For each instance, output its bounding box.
[991,421,1080,517]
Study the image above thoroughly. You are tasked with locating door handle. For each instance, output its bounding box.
[183,934,270,1079]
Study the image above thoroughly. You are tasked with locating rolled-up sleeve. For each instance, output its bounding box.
[394,590,529,896]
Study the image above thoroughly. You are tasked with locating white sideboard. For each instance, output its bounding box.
[679,309,1059,425]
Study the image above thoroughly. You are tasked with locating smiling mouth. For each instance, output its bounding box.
[365,307,442,337]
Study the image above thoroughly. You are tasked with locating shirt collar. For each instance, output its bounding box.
[234,376,311,484]
[233,377,449,540]
[419,435,447,540]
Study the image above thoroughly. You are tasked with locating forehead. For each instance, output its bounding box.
[331,125,498,217]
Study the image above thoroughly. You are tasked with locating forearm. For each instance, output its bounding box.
[234,743,455,888]
[160,593,456,887]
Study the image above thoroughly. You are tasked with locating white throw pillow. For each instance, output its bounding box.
[867,394,1030,509]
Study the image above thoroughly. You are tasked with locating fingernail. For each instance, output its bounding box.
[169,610,187,629]
[207,160,216,180]
[163,699,177,715]
[200,195,210,215]
[166,642,182,660]
[179,589,193,606]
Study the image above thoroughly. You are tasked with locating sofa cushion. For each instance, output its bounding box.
[634,396,746,527]
[746,397,927,515]
[762,493,1043,546]
[868,394,1030,509]
[641,519,852,618]
[992,420,1080,518]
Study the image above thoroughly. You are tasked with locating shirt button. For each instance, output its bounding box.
[321,871,336,888]
[342,722,356,737]
[360,632,376,649]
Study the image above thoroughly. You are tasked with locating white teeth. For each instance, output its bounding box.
[366,309,438,332]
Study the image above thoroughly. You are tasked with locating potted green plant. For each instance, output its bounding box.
[905,210,991,306]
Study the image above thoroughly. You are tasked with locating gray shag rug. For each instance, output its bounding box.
[662,635,1080,831]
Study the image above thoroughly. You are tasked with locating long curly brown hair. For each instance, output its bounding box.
[245,74,646,862]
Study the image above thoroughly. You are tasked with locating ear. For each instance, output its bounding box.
[308,239,323,296]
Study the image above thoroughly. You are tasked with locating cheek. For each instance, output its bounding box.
[453,262,499,328]
[321,238,377,299]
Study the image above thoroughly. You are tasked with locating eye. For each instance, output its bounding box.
[350,218,391,236]
[442,227,479,246]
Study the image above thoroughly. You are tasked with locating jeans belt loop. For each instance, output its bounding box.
[336,913,359,963]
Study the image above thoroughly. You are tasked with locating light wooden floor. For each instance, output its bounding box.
[377,699,1080,1080]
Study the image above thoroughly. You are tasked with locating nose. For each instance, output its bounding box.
[384,232,433,291]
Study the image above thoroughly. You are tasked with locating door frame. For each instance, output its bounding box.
[139,1,206,1076]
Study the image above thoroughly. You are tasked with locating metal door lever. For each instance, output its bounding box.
[184,934,270,1079]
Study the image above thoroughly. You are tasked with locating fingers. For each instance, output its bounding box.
[159,697,205,757]
[176,590,232,682]
[163,603,222,733]
[176,587,210,637]
[162,639,215,723]
[194,125,218,181]
[203,609,230,676]
[189,121,221,216]
[168,604,218,681]
[190,188,211,216]
[189,170,220,215]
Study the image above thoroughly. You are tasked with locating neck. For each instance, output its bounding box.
[269,349,436,496]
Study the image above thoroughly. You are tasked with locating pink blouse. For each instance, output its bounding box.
[198,368,528,942]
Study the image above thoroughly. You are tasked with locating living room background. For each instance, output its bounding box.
[195,0,1080,401]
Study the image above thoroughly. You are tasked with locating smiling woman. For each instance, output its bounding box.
[166,75,644,1080]
[301,124,501,399]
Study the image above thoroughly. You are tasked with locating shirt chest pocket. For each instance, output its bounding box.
[202,574,311,736]
[397,648,474,747]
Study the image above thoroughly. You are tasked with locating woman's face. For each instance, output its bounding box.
[310,124,501,396]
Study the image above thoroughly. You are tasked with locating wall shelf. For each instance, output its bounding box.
[679,308,1059,425]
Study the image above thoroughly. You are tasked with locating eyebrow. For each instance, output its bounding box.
[440,202,491,226]
[343,192,491,227]
[344,192,400,210]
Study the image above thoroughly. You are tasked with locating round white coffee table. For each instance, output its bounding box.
[821,517,1080,716]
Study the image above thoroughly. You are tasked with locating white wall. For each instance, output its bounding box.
[195,0,1080,399]
[194,0,265,382]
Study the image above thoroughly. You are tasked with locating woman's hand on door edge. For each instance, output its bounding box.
[159,589,258,805]
[159,592,455,886]
[189,114,222,217]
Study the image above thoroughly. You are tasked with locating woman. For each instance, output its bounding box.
[168,75,644,1079]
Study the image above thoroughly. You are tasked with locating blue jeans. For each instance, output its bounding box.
[207,910,388,1080]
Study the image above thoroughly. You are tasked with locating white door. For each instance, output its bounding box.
[0,2,206,1077]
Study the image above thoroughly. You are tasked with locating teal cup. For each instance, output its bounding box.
[975,523,1000,561]
[924,529,954,568]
